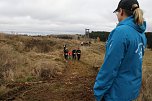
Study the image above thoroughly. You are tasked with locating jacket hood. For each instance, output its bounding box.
[117,16,146,33]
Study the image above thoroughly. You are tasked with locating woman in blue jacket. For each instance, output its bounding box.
[93,0,147,101]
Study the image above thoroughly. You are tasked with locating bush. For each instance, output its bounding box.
[0,42,30,84]
[24,38,56,53]
[0,44,19,84]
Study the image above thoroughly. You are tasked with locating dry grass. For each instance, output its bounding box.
[138,50,152,101]
[0,85,10,96]
[0,33,66,83]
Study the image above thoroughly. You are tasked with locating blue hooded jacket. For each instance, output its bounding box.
[93,16,147,101]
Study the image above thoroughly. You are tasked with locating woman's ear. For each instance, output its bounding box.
[119,8,124,16]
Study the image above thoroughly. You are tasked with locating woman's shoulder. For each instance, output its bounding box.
[111,26,127,35]
[115,25,131,32]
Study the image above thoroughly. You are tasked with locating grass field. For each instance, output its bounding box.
[0,33,152,101]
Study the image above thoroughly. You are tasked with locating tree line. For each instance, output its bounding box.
[89,31,152,49]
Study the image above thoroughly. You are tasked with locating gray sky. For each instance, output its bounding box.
[0,0,151,34]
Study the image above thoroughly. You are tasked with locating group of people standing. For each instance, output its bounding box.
[63,45,81,61]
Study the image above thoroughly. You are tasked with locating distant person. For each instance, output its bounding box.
[68,51,72,60]
[72,49,77,60]
[81,42,83,46]
[63,44,66,52]
[94,0,147,101]
[89,41,91,46]
[76,48,81,61]
[64,48,68,61]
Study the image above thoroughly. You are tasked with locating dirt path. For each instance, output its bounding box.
[2,58,97,101]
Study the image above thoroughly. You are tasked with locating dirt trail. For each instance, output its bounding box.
[16,62,96,101]
[0,47,98,101]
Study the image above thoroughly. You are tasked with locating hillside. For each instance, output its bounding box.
[0,33,152,101]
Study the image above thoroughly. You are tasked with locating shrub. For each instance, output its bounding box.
[24,38,56,53]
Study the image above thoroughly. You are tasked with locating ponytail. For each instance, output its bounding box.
[132,4,144,25]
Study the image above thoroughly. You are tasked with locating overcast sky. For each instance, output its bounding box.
[0,0,151,35]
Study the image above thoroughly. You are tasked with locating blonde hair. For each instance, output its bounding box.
[132,4,144,25]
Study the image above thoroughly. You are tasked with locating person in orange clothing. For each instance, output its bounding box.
[68,51,72,60]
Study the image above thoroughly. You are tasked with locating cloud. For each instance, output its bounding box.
[0,0,151,34]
